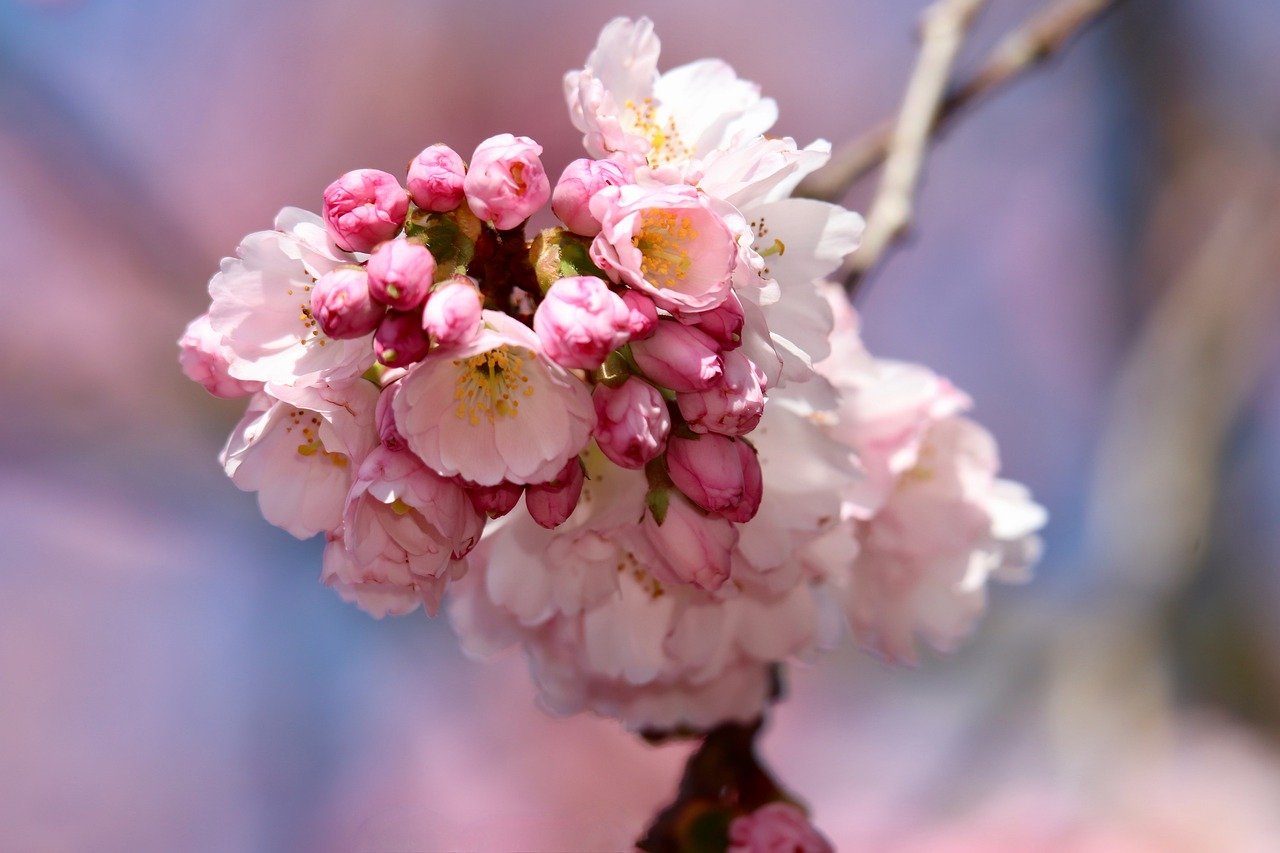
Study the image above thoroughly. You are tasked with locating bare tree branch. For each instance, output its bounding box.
[796,0,1123,208]
[841,0,989,294]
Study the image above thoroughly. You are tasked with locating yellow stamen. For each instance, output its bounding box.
[632,209,697,289]
[453,346,532,425]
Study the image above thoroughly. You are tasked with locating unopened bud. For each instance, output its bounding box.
[465,479,524,519]
[322,169,408,253]
[629,320,723,392]
[406,144,467,212]
[551,157,632,236]
[464,133,551,231]
[665,434,762,522]
[366,239,436,311]
[423,276,484,347]
[310,267,384,339]
[592,379,670,469]
[533,276,631,369]
[374,309,430,367]
[525,458,585,529]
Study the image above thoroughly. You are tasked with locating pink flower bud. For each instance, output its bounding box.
[322,169,409,253]
[310,267,384,339]
[406,143,466,212]
[533,275,631,369]
[629,320,723,393]
[728,803,833,853]
[464,480,524,519]
[524,458,585,529]
[366,239,436,311]
[643,492,737,591]
[551,157,633,236]
[374,309,430,367]
[677,349,767,436]
[592,379,670,469]
[178,313,262,398]
[375,380,407,452]
[423,275,484,347]
[464,133,551,231]
[680,291,744,350]
[666,434,762,523]
[621,289,658,340]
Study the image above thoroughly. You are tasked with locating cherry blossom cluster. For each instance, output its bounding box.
[180,17,1046,733]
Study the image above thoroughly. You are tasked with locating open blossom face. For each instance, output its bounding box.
[220,380,378,539]
[393,311,595,486]
[590,184,738,313]
[564,16,777,174]
[208,208,375,387]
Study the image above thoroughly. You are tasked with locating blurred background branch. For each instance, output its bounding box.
[798,0,1124,289]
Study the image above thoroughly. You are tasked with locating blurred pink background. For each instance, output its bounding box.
[3,1,1280,849]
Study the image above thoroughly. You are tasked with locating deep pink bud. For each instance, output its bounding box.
[621,289,658,340]
[464,133,551,230]
[666,434,762,522]
[464,480,524,519]
[423,275,484,347]
[525,458,585,529]
[677,349,767,436]
[406,144,467,212]
[533,275,631,369]
[629,320,723,392]
[374,309,430,367]
[366,239,436,310]
[322,169,408,253]
[375,380,407,452]
[310,267,384,339]
[680,291,744,350]
[592,379,671,469]
[551,157,633,236]
[643,492,737,591]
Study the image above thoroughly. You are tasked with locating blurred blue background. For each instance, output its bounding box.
[3,0,1280,849]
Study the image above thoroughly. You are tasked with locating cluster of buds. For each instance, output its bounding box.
[181,112,786,616]
[181,16,1045,746]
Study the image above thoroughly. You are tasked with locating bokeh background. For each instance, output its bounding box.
[3,0,1280,849]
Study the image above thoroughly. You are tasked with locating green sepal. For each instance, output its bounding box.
[646,487,670,525]
[404,204,480,277]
